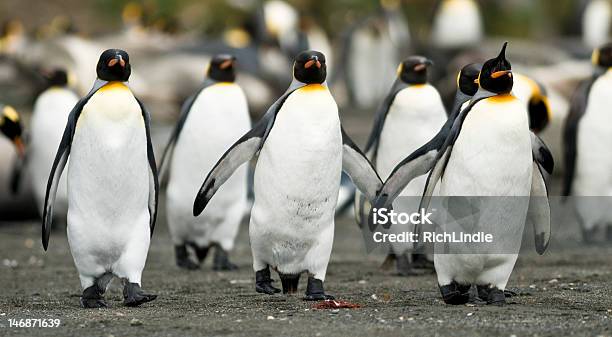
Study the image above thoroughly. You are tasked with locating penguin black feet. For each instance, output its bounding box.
[439,281,471,305]
[279,273,300,294]
[477,285,506,306]
[175,244,200,270]
[213,246,238,271]
[80,284,107,308]
[123,282,157,307]
[303,277,334,301]
[255,266,281,295]
[412,254,435,270]
[396,253,428,276]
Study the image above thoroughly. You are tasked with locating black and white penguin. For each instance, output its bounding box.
[372,43,553,305]
[193,50,382,300]
[512,73,551,133]
[28,68,79,219]
[563,42,612,242]
[363,56,446,275]
[159,55,250,271]
[431,0,483,50]
[42,49,159,308]
[581,0,611,49]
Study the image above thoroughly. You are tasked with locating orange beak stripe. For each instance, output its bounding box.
[305,60,316,69]
[220,59,233,70]
[491,70,511,79]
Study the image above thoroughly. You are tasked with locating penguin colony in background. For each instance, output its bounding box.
[4,0,611,309]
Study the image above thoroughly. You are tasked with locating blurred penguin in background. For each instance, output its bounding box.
[564,42,612,243]
[335,0,410,108]
[581,0,611,49]
[0,104,25,194]
[28,68,79,222]
[431,0,483,50]
[512,73,552,134]
[160,55,250,271]
[363,56,445,275]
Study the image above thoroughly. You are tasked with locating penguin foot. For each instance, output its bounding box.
[187,243,210,263]
[175,245,200,270]
[80,284,107,308]
[213,246,238,271]
[303,277,334,301]
[379,253,396,270]
[477,285,506,306]
[123,282,157,307]
[279,273,300,294]
[411,254,435,270]
[255,267,281,295]
[439,281,471,305]
[396,253,428,276]
[503,289,518,297]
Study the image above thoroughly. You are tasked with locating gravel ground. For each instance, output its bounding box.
[1,213,611,337]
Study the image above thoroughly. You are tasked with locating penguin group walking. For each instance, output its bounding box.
[3,0,612,311]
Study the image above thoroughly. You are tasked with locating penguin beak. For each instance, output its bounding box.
[305,56,321,69]
[220,59,234,70]
[13,136,25,158]
[108,55,126,68]
[497,41,508,61]
[491,70,512,79]
[414,60,433,72]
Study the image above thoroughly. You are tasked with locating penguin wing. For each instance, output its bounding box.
[193,82,305,216]
[136,98,159,236]
[41,80,108,250]
[364,80,408,158]
[562,76,596,196]
[529,131,553,254]
[158,80,215,179]
[9,150,27,195]
[341,126,382,202]
[528,162,551,255]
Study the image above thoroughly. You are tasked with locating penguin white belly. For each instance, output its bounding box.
[250,85,341,279]
[377,86,447,255]
[436,95,531,288]
[67,83,150,287]
[29,88,79,217]
[167,83,250,250]
[574,73,612,230]
[432,0,482,48]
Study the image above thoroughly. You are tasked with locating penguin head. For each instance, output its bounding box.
[456,63,482,96]
[479,42,513,94]
[398,56,433,85]
[96,49,131,82]
[293,50,326,84]
[39,67,69,87]
[592,42,612,68]
[207,54,237,82]
[0,105,24,157]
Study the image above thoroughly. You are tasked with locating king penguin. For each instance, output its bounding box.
[363,56,446,275]
[512,73,551,134]
[372,43,553,305]
[159,54,250,270]
[28,68,79,221]
[0,104,25,194]
[42,49,159,308]
[193,50,382,300]
[431,0,483,50]
[563,42,612,243]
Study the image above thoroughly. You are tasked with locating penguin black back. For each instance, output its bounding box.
[96,49,131,82]
[293,50,326,84]
[208,54,237,82]
[398,56,433,85]
[479,42,513,94]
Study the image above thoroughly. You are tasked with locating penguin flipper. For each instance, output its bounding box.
[528,162,551,255]
[562,77,595,197]
[530,131,554,176]
[363,79,408,157]
[341,127,382,203]
[136,98,159,236]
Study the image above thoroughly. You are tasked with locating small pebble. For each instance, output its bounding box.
[130,318,143,326]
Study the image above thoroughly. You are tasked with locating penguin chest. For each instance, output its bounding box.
[575,73,612,194]
[441,96,532,196]
[68,83,149,222]
[432,0,482,48]
[169,84,250,210]
[378,85,447,180]
[254,85,342,225]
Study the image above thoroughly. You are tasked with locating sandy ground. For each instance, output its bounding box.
[0,211,611,337]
